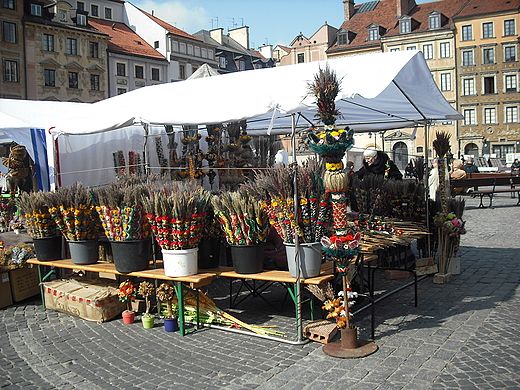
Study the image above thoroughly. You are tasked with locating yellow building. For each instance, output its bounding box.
[454,0,520,163]
[1,0,26,99]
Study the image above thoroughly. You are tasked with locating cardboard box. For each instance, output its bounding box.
[9,267,40,302]
[0,272,13,308]
[43,278,126,323]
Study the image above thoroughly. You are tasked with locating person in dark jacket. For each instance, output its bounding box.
[463,157,479,174]
[355,147,403,180]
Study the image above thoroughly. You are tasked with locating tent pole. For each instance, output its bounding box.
[291,113,303,343]
[143,124,150,176]
[424,121,431,257]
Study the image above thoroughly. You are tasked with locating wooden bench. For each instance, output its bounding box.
[450,173,520,208]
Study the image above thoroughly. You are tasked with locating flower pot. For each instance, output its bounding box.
[110,239,152,273]
[67,240,99,265]
[141,315,155,329]
[230,243,264,274]
[198,238,221,269]
[164,317,179,332]
[33,235,63,261]
[162,248,198,277]
[284,242,322,278]
[122,311,135,324]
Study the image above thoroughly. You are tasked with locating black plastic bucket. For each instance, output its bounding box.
[110,239,152,273]
[198,238,221,269]
[230,243,264,274]
[33,235,63,261]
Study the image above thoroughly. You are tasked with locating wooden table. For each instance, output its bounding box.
[27,258,216,336]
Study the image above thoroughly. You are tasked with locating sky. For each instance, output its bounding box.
[129,0,433,50]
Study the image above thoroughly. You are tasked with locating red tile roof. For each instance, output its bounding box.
[454,0,520,18]
[250,49,265,59]
[89,19,166,60]
[332,0,468,50]
[137,8,202,41]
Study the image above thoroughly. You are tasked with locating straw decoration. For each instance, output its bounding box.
[16,191,58,238]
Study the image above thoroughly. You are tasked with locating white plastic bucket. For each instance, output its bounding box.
[162,248,198,277]
[284,242,322,278]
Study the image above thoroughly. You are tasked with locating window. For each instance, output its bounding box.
[400,19,410,34]
[492,145,514,159]
[417,147,423,154]
[91,4,98,17]
[483,47,494,64]
[422,44,433,59]
[76,13,86,26]
[440,42,450,58]
[66,38,77,55]
[482,22,493,38]
[89,42,98,58]
[117,88,126,95]
[104,7,112,20]
[338,32,348,45]
[440,73,451,91]
[367,29,378,41]
[151,68,160,81]
[3,0,15,9]
[297,53,304,63]
[135,65,144,79]
[4,59,18,82]
[505,106,518,123]
[219,56,226,69]
[461,25,473,41]
[43,34,54,51]
[504,19,515,36]
[44,69,55,87]
[390,48,400,52]
[239,60,245,71]
[407,46,416,50]
[505,74,517,92]
[90,74,99,91]
[31,4,42,16]
[483,76,495,94]
[505,46,516,62]
[154,41,159,49]
[116,63,126,76]
[179,64,185,79]
[187,44,193,56]
[429,14,440,29]
[171,40,179,52]
[77,1,85,11]
[484,108,496,124]
[179,42,186,54]
[68,72,78,88]
[463,78,475,95]
[2,21,16,43]
[462,50,474,66]
[463,109,476,125]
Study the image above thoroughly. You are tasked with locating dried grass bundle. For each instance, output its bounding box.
[433,131,451,158]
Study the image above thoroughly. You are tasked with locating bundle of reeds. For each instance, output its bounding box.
[211,189,269,245]
[142,181,211,250]
[16,191,58,238]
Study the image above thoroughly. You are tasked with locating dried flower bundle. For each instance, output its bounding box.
[307,64,341,126]
[244,160,329,244]
[91,182,151,241]
[44,183,103,241]
[156,283,176,318]
[211,189,269,245]
[142,181,211,250]
[138,281,155,317]
[17,192,58,238]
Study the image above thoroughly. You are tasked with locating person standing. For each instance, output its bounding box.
[355,147,403,180]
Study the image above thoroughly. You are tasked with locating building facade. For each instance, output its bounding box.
[454,0,520,162]
[1,0,26,99]
[24,0,110,102]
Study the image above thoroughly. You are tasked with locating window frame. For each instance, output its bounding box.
[463,78,475,96]
[90,74,100,91]
[297,53,304,63]
[505,106,518,123]
[463,108,476,125]
[428,13,440,30]
[3,59,18,82]
[43,34,54,52]
[66,38,78,55]
[117,88,126,95]
[504,19,515,36]
[3,0,15,10]
[482,47,494,64]
[440,73,452,92]
[68,71,79,89]
[400,19,411,34]
[151,68,160,81]
[90,4,99,17]
[483,76,496,94]
[134,65,144,79]
[461,25,473,41]
[505,74,517,92]
[44,69,56,87]
[2,21,16,43]
[462,49,474,66]
[483,107,496,124]
[367,29,378,42]
[30,3,42,16]
[422,44,433,60]
[77,1,85,11]
[439,42,450,58]
[104,7,112,20]
[482,22,493,39]
[504,46,516,62]
[116,62,126,77]
[89,41,99,58]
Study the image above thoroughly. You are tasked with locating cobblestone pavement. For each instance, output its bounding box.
[1,193,519,389]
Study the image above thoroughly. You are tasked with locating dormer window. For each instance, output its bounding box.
[368,28,379,41]
[338,32,348,45]
[31,4,42,16]
[400,18,411,34]
[336,28,356,46]
[76,13,86,26]
[428,11,441,29]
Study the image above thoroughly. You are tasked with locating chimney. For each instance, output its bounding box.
[343,0,355,21]
[397,0,411,17]
[210,28,224,44]
[229,26,249,50]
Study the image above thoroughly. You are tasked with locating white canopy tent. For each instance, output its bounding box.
[0,50,462,189]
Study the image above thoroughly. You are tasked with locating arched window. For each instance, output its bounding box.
[464,143,479,158]
[392,142,408,171]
